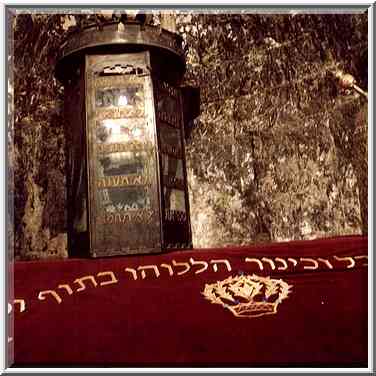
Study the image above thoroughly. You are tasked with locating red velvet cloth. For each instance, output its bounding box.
[11,235,368,367]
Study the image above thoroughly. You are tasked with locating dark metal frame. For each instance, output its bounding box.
[153,79,192,249]
[57,21,195,257]
[56,21,185,85]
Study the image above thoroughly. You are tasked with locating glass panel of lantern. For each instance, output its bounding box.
[154,79,191,248]
[85,53,162,257]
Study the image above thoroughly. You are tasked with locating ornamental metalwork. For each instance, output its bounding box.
[56,20,199,257]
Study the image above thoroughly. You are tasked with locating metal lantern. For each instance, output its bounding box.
[55,20,199,257]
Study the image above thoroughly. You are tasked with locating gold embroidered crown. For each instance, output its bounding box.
[203,274,292,318]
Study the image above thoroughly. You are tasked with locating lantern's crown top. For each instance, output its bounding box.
[55,21,185,82]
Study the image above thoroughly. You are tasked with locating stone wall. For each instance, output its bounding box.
[9,12,368,259]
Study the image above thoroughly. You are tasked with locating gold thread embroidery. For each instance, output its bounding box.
[97,271,118,286]
[189,258,208,274]
[58,284,73,295]
[261,257,276,270]
[275,257,288,270]
[334,255,355,268]
[125,267,138,280]
[300,258,319,270]
[160,263,174,276]
[317,258,333,269]
[74,276,98,292]
[38,290,62,304]
[203,274,292,318]
[245,258,264,270]
[354,255,368,266]
[288,258,298,267]
[210,259,232,272]
[172,259,190,275]
[137,265,160,279]
[14,299,26,313]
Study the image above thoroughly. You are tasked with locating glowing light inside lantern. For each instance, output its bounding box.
[118,95,128,106]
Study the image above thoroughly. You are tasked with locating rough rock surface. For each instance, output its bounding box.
[10,12,368,258]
